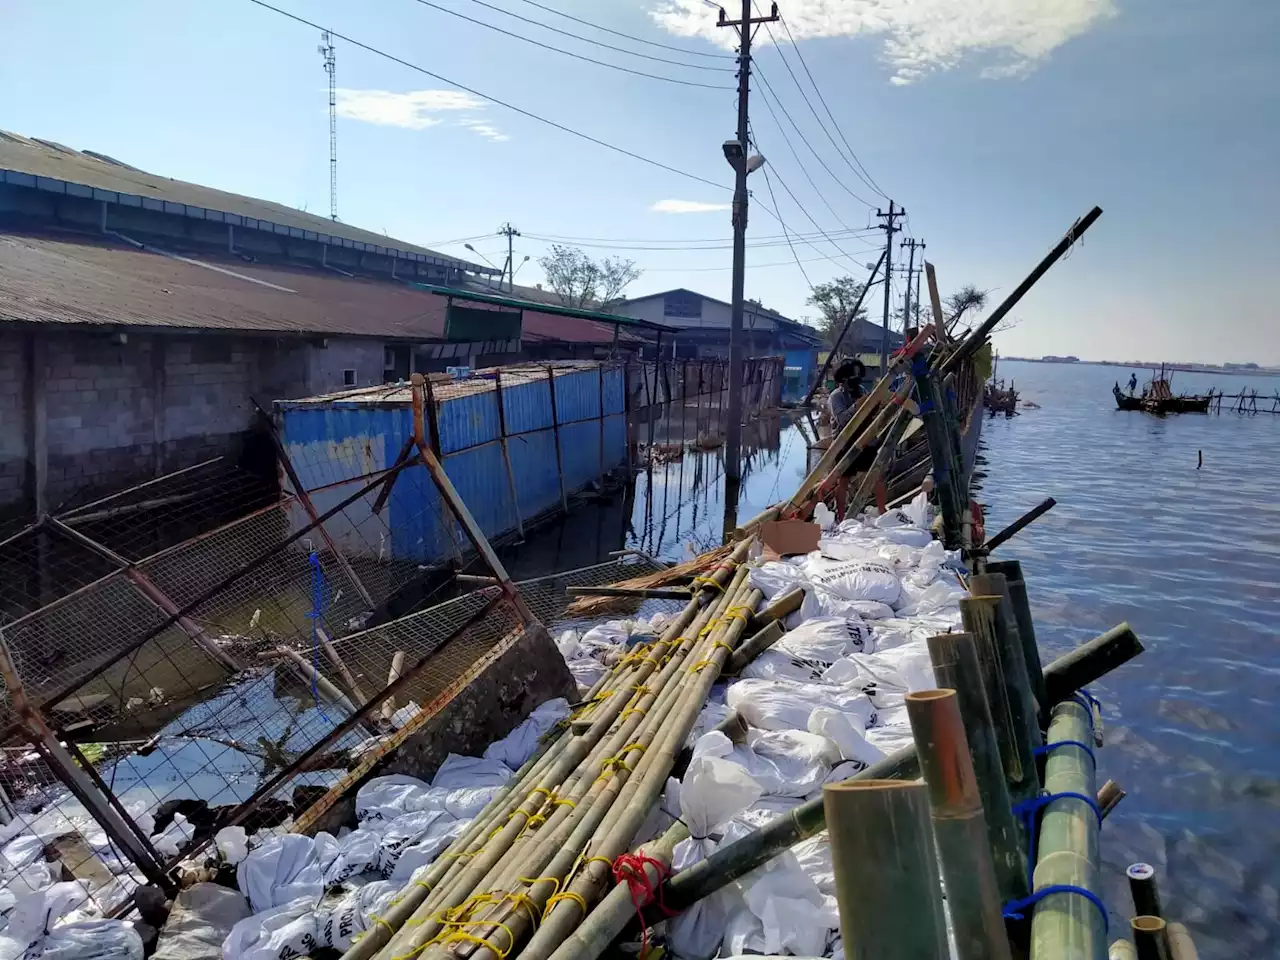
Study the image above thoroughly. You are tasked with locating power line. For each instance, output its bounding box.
[515,226,877,246]
[519,230,876,252]
[243,0,728,191]
[458,0,733,71]
[511,0,734,59]
[775,13,888,199]
[405,0,733,89]
[753,63,877,209]
[644,249,880,272]
[760,165,813,288]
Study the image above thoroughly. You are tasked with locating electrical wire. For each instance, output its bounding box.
[759,165,812,288]
[511,0,734,59]
[774,13,888,199]
[405,0,733,89]
[643,251,881,272]
[459,0,733,71]
[243,0,728,190]
[512,227,877,245]
[753,63,877,209]
[518,231,876,252]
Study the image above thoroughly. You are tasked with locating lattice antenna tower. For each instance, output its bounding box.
[319,30,338,221]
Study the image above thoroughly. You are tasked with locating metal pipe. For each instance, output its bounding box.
[905,690,1012,960]
[1126,863,1162,919]
[824,780,949,959]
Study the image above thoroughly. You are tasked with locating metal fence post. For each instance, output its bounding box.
[493,371,525,538]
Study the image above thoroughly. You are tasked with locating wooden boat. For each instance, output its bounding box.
[1113,376,1211,414]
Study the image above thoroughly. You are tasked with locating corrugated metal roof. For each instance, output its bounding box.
[0,230,628,345]
[0,129,488,272]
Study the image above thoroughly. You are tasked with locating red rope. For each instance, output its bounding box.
[612,852,676,956]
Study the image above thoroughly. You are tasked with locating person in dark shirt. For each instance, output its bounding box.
[828,360,867,428]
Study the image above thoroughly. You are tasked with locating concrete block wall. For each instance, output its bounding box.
[0,328,388,517]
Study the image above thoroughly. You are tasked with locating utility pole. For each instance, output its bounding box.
[318,31,337,221]
[914,243,924,330]
[718,0,777,496]
[876,203,905,370]
[498,223,520,292]
[901,237,924,333]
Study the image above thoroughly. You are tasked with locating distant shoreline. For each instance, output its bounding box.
[1000,357,1280,378]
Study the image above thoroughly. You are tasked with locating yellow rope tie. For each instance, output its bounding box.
[697,618,722,638]
[391,944,428,960]
[711,640,735,656]
[503,890,541,928]
[631,684,653,696]
[444,924,514,959]
[369,914,397,938]
[621,707,647,720]
[528,786,553,803]
[544,890,589,919]
[441,849,475,862]
[583,855,613,873]
[519,875,562,902]
[404,918,425,928]
[552,796,577,810]
[723,606,753,628]
[688,659,717,674]
[692,575,724,592]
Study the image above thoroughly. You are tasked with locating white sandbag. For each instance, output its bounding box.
[554,629,581,660]
[222,897,321,960]
[153,882,250,960]
[895,577,966,617]
[389,702,422,729]
[151,813,195,859]
[775,617,871,662]
[0,833,46,873]
[356,775,433,824]
[428,785,499,820]
[319,880,400,952]
[878,525,933,547]
[316,827,383,886]
[215,827,249,866]
[665,734,763,960]
[236,834,322,913]
[568,658,608,692]
[4,881,90,943]
[739,651,822,683]
[812,502,836,531]
[431,754,513,790]
[725,730,834,798]
[747,561,808,601]
[483,698,571,768]
[798,588,894,623]
[27,919,145,960]
[802,557,900,606]
[387,817,469,881]
[808,707,886,769]
[372,809,452,878]
[725,678,874,733]
[902,490,930,529]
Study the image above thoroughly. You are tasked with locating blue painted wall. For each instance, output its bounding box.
[277,366,627,563]
[782,348,818,403]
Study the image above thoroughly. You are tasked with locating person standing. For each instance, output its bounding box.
[828,360,867,428]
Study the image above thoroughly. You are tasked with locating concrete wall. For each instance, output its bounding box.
[0,328,389,517]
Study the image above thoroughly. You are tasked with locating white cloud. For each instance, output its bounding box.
[651,199,733,213]
[650,0,1116,85]
[334,88,488,130]
[458,118,510,142]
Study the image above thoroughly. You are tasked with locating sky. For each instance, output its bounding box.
[2,0,1277,364]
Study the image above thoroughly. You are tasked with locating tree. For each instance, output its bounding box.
[945,285,989,333]
[537,244,641,309]
[806,276,868,349]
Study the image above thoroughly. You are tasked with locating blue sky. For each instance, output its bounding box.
[3,0,1277,363]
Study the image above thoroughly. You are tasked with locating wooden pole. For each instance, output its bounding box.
[545,366,569,512]
[1044,623,1141,704]
[969,573,1043,755]
[273,645,361,716]
[724,620,785,674]
[1110,941,1139,960]
[804,250,886,405]
[824,780,949,960]
[915,367,964,547]
[983,560,1049,725]
[926,632,1027,903]
[905,690,1012,960]
[1030,699,1106,960]
[317,626,368,706]
[493,370,525,538]
[983,498,1057,551]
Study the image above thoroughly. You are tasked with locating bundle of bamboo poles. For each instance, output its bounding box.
[563,545,732,617]
[341,539,765,960]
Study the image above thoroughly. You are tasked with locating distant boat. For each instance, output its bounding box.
[1113,365,1211,414]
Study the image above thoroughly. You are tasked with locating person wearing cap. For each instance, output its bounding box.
[827,359,866,429]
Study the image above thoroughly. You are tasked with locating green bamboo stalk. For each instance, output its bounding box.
[750,586,804,629]
[1109,940,1138,960]
[959,595,1039,809]
[969,573,1043,756]
[926,632,1027,903]
[904,690,1012,960]
[1126,863,1162,918]
[1029,699,1105,960]
[1131,917,1171,960]
[643,622,1144,922]
[983,560,1049,722]
[824,780,949,960]
[725,620,785,673]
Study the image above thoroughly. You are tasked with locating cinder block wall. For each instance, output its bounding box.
[0,329,388,517]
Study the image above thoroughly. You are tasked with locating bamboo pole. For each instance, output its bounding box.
[969,573,1043,755]
[1097,780,1126,818]
[750,586,804,629]
[1029,699,1105,960]
[983,560,1049,724]
[905,690,1012,960]
[317,626,368,706]
[724,620,785,674]
[1109,941,1139,960]
[1165,923,1199,960]
[915,368,964,547]
[646,621,1143,922]
[1126,863,1162,918]
[824,780,949,960]
[271,645,360,715]
[960,595,1039,809]
[926,632,1027,903]
[380,650,405,723]
[1131,917,1171,960]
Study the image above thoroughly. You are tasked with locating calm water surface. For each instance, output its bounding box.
[979,360,1280,956]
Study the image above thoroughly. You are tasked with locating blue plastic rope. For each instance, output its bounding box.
[1034,739,1097,767]
[306,550,332,720]
[1002,885,1109,930]
[1070,688,1102,715]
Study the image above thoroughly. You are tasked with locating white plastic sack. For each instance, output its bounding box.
[151,813,195,859]
[25,919,145,960]
[316,827,383,886]
[725,678,874,733]
[746,561,808,601]
[236,834,322,913]
[431,754,513,790]
[725,730,834,798]
[554,629,581,660]
[356,775,433,825]
[319,880,400,952]
[215,826,249,866]
[3,881,90,944]
[802,557,901,606]
[775,617,871,662]
[798,587,894,623]
[665,733,763,960]
[371,808,451,878]
[568,658,609,692]
[483,698,571,768]
[902,490,930,529]
[895,577,967,617]
[808,707,887,769]
[222,897,320,960]
[386,817,469,881]
[739,651,822,683]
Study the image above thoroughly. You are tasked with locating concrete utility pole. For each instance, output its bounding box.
[718,0,778,494]
[499,223,520,292]
[901,237,924,332]
[876,203,905,370]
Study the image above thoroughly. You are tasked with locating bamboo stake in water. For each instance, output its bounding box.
[824,780,949,960]
[1126,863,1162,918]
[926,633,1027,903]
[1165,922,1199,960]
[1131,917,1171,960]
[905,690,1012,960]
[1109,941,1138,960]
[983,560,1048,722]
[1030,699,1106,960]
[970,572,1043,753]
